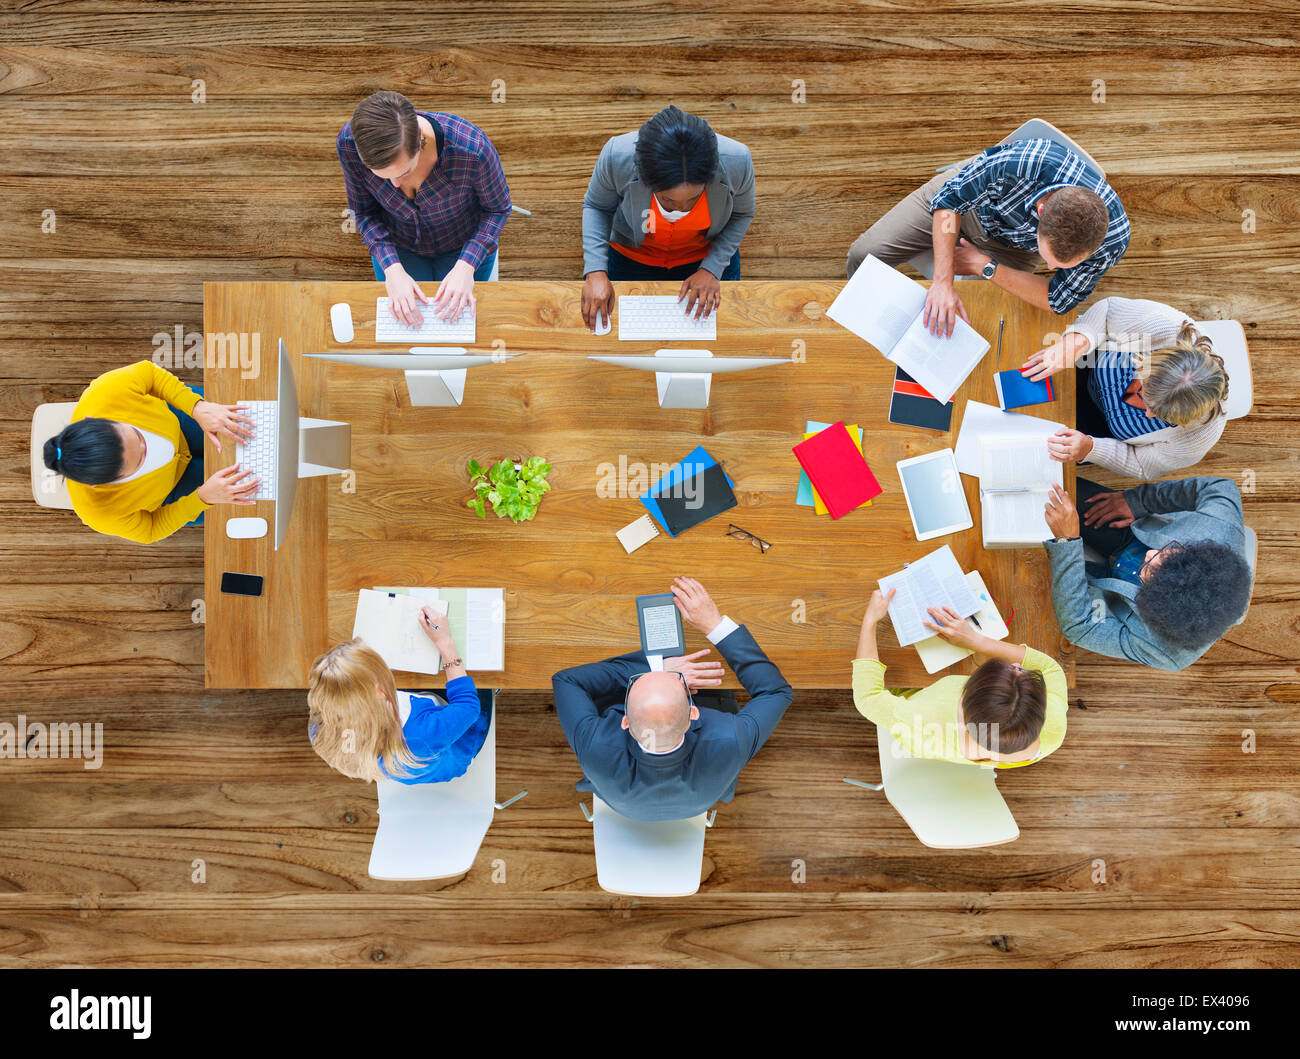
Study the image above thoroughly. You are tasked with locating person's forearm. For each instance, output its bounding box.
[931,211,961,284]
[975,636,1028,666]
[991,265,1053,312]
[855,620,881,662]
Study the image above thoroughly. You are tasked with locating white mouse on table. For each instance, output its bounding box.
[330,302,354,343]
[593,308,612,336]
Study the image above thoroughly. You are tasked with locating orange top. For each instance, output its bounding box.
[610,192,712,269]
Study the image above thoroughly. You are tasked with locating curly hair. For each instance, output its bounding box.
[1136,540,1252,648]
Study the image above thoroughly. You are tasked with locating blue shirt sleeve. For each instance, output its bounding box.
[928,151,998,215]
[403,676,482,748]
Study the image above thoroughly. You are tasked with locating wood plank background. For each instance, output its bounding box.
[0,1,1297,968]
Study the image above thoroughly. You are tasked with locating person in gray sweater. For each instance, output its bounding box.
[1042,476,1253,671]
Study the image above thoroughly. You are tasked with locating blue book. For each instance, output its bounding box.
[995,369,1055,410]
[638,446,735,538]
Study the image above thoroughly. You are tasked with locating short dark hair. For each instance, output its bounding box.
[43,417,124,485]
[1136,541,1252,648]
[1038,186,1109,262]
[634,105,719,192]
[350,90,420,170]
[960,659,1047,755]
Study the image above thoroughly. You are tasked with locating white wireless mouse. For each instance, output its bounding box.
[330,302,354,343]
[593,308,612,336]
[225,516,268,540]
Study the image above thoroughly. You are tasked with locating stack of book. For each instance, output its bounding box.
[792,420,882,520]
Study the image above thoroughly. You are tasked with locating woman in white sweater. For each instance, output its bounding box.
[1021,297,1230,480]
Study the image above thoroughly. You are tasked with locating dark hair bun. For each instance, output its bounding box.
[43,435,61,473]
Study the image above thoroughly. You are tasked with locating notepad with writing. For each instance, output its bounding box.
[995,369,1055,410]
[369,586,506,671]
[791,421,882,519]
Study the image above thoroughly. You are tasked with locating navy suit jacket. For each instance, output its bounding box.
[552,625,794,821]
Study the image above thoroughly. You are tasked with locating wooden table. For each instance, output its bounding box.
[205,280,1075,689]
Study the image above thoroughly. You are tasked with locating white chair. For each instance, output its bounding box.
[581,796,715,897]
[1193,319,1252,420]
[30,403,77,509]
[912,119,1105,279]
[1234,525,1258,626]
[844,725,1019,849]
[367,700,525,881]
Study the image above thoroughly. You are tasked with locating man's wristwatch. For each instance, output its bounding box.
[981,259,998,280]
[1053,536,1080,544]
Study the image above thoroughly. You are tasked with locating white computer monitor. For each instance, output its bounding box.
[306,348,525,407]
[587,349,794,409]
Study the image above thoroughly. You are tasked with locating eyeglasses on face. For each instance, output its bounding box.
[1140,540,1183,577]
[624,669,692,709]
[726,524,771,553]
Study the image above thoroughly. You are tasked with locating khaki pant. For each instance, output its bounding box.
[846,156,1041,278]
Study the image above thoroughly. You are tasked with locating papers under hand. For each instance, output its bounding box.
[878,544,982,647]
[954,400,1060,477]
[353,589,448,676]
[827,254,990,405]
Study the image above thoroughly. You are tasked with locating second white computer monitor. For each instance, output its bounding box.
[587,349,793,409]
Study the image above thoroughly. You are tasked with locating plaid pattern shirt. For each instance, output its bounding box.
[928,138,1129,313]
[338,111,512,272]
[1088,347,1174,441]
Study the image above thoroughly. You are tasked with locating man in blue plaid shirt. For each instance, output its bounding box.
[847,137,1129,336]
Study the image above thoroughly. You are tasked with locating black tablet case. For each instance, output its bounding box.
[653,462,738,536]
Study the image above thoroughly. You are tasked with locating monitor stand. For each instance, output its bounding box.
[298,418,351,478]
[655,348,713,409]
[405,346,468,407]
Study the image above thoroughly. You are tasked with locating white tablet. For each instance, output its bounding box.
[896,448,973,541]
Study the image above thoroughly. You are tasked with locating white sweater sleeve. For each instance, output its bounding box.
[1064,297,1191,358]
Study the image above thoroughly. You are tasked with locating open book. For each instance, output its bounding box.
[978,437,1063,548]
[827,254,990,404]
[914,570,1010,673]
[353,590,449,676]
[878,544,982,648]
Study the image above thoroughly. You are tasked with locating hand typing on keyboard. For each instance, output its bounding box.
[197,463,261,506]
[678,268,721,320]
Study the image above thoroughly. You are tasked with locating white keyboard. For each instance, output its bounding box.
[234,400,278,501]
[375,297,476,343]
[617,295,718,342]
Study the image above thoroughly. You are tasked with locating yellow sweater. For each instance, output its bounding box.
[852,646,1068,768]
[67,361,208,543]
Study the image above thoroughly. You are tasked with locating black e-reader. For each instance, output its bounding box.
[635,593,686,658]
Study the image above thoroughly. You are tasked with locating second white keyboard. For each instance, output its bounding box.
[234,400,279,501]
[375,297,476,343]
[617,295,718,342]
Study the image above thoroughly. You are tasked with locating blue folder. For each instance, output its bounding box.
[638,445,735,538]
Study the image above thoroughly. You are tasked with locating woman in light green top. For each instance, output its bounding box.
[853,588,1068,768]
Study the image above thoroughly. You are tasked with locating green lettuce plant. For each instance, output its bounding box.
[466,457,552,523]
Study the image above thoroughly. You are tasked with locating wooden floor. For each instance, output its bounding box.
[1,3,1298,968]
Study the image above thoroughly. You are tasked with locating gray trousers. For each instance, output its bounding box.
[846,157,1042,279]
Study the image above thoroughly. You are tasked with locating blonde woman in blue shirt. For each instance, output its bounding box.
[853,588,1068,768]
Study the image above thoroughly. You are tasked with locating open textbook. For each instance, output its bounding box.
[915,570,1009,673]
[954,399,1060,477]
[979,436,1063,548]
[878,544,982,648]
[357,587,506,674]
[827,254,990,404]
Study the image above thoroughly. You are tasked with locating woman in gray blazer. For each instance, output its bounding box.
[580,105,755,329]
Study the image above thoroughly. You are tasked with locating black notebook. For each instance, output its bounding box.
[653,462,738,536]
[888,367,954,432]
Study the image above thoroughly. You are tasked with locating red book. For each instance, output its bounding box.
[791,420,882,519]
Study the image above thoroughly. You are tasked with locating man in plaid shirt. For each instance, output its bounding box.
[338,91,512,325]
[847,137,1129,337]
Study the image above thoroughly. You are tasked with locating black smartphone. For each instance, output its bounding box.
[220,571,264,597]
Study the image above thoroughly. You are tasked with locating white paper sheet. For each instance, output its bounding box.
[955,401,1062,477]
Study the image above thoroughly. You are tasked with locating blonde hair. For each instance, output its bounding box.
[306,638,423,782]
[1140,324,1229,426]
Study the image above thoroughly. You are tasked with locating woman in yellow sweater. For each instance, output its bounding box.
[853,587,1068,768]
[42,361,260,543]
